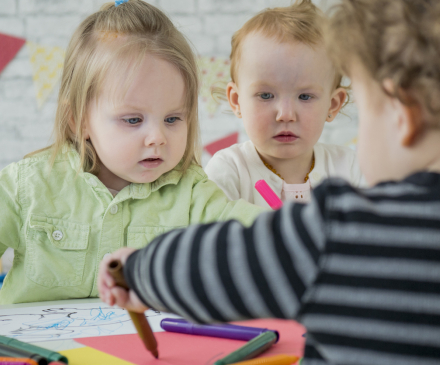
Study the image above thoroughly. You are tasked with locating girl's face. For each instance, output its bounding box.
[228,33,345,163]
[86,54,188,191]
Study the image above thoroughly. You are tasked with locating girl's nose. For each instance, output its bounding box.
[275,100,296,123]
[144,123,166,147]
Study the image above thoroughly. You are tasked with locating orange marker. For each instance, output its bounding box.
[230,354,299,365]
[0,358,38,365]
[108,260,159,359]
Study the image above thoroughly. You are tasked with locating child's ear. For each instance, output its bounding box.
[383,79,424,147]
[226,82,242,118]
[68,112,89,140]
[398,99,424,147]
[327,87,347,122]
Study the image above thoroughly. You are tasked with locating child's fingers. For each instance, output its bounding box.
[98,247,139,307]
[111,286,130,308]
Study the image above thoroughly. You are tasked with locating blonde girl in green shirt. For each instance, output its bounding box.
[0,0,265,304]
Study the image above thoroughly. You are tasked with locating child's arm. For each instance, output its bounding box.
[99,193,326,321]
[0,163,22,258]
[188,167,268,227]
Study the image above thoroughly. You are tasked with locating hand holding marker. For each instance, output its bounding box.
[108,260,159,358]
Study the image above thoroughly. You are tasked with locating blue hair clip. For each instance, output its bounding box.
[115,0,128,6]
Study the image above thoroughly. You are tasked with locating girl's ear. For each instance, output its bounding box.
[226,81,242,118]
[68,112,89,140]
[327,87,347,122]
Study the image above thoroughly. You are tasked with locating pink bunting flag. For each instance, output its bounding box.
[0,33,26,75]
[204,132,239,156]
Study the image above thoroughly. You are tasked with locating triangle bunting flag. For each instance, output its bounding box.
[204,131,239,156]
[27,41,65,108]
[198,56,230,115]
[0,33,26,75]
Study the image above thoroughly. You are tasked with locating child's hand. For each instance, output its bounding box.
[98,247,149,313]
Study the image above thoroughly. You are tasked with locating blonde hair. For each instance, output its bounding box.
[231,0,344,91]
[29,0,200,174]
[326,0,440,125]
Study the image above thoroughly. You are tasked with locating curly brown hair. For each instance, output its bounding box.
[326,0,440,124]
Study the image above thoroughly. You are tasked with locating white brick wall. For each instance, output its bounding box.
[0,0,357,171]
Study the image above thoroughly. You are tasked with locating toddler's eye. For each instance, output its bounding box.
[165,117,181,124]
[299,94,312,101]
[259,93,274,100]
[124,117,142,125]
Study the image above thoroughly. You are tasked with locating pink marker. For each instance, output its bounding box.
[255,180,283,210]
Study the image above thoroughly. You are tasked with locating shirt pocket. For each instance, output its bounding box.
[25,214,90,287]
[127,226,183,249]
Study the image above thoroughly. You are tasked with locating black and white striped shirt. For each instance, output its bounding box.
[124,172,440,365]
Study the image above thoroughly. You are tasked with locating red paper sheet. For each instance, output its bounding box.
[0,33,26,75]
[75,318,305,365]
[204,132,239,156]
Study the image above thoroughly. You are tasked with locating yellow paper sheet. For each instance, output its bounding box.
[60,346,134,365]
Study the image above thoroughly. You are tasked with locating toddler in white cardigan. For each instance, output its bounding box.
[205,1,363,208]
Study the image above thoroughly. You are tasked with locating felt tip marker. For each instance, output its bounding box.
[255,180,283,210]
[160,318,279,342]
[0,336,67,364]
[0,358,38,365]
[0,344,47,365]
[228,354,299,365]
[214,331,278,365]
[108,260,159,359]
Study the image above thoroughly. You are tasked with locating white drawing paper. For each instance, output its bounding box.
[0,302,180,342]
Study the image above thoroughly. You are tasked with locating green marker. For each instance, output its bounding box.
[0,335,68,364]
[214,331,278,365]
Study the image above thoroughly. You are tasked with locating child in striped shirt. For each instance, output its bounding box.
[99,1,440,364]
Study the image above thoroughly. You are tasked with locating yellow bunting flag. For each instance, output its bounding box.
[27,41,65,108]
[198,56,230,115]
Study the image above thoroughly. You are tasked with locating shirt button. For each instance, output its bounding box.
[88,178,98,187]
[52,230,63,241]
[103,253,112,260]
[110,204,118,214]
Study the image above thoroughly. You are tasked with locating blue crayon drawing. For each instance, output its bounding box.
[0,305,163,342]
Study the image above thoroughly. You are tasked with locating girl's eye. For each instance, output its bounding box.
[124,117,142,125]
[299,94,312,101]
[259,93,274,100]
[165,117,181,124]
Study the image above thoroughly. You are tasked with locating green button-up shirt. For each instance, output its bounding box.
[0,146,266,304]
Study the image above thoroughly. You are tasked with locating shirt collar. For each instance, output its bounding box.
[63,144,184,200]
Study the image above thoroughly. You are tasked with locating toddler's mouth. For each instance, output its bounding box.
[273,131,299,142]
[139,157,164,168]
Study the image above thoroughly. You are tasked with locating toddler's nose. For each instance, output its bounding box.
[144,124,166,146]
[276,100,296,122]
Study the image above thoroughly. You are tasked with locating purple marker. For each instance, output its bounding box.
[160,318,279,342]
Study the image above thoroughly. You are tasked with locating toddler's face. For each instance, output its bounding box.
[230,33,340,162]
[86,54,188,190]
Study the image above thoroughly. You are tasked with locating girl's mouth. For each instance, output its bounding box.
[139,157,163,168]
[273,131,299,143]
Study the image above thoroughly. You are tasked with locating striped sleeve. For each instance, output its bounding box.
[124,193,327,323]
